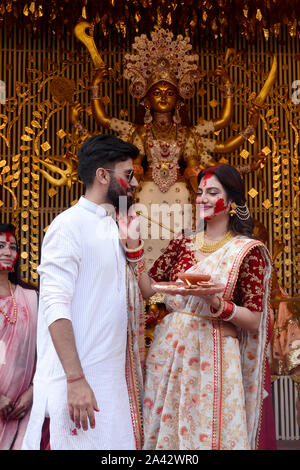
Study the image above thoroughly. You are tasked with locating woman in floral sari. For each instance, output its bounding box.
[134,164,274,450]
[0,223,38,450]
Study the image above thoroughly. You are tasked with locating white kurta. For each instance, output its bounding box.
[22,196,135,450]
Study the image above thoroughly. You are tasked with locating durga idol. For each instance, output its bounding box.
[71,26,276,267]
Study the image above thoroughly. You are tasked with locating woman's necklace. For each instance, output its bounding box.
[0,281,18,324]
[197,231,235,253]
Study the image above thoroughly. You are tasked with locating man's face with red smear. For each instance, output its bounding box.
[196,173,230,221]
[106,159,138,212]
[0,232,18,272]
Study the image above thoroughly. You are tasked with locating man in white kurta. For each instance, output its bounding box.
[22,197,135,449]
[22,134,143,450]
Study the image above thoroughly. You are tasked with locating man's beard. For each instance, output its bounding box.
[107,175,134,211]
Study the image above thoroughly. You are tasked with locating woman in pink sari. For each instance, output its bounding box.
[0,223,38,450]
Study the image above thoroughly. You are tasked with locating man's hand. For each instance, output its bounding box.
[67,378,99,431]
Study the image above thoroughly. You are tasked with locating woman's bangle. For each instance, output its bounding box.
[210,298,238,321]
[67,373,85,384]
[125,240,144,253]
[127,254,145,263]
[221,302,238,321]
[126,248,144,259]
[210,296,224,317]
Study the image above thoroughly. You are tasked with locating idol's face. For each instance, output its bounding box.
[147,81,178,113]
[0,232,18,272]
[106,159,138,212]
[196,173,231,221]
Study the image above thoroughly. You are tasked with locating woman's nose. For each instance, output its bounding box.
[197,194,208,203]
[2,245,12,255]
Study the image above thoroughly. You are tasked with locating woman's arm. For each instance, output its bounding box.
[207,296,261,332]
[136,237,184,299]
[137,270,156,299]
[204,247,266,332]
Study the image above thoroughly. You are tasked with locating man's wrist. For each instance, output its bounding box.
[66,373,85,384]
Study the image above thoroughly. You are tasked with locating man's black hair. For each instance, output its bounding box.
[78,134,139,187]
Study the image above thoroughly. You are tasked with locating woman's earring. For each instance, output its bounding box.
[144,103,153,125]
[229,202,237,216]
[173,102,182,125]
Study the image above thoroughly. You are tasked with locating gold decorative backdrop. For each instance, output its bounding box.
[0,25,299,295]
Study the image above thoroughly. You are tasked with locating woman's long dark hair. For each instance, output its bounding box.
[0,223,36,289]
[197,164,254,237]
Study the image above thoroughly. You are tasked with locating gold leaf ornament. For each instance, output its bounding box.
[21,135,32,141]
[31,120,41,129]
[0,114,8,130]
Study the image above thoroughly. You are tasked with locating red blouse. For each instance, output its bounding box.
[148,235,266,313]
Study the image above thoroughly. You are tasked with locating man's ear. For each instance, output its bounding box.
[95,167,109,185]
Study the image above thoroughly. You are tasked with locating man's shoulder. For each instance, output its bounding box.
[45,203,83,238]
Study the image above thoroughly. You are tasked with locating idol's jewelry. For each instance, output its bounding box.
[90,85,100,100]
[74,121,88,136]
[173,102,183,124]
[0,280,18,324]
[144,104,153,125]
[223,83,234,98]
[124,29,200,100]
[199,231,235,253]
[239,124,255,140]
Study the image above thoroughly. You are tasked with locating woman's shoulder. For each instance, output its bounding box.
[234,234,266,246]
[17,285,38,315]
[17,284,38,296]
[233,235,270,262]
